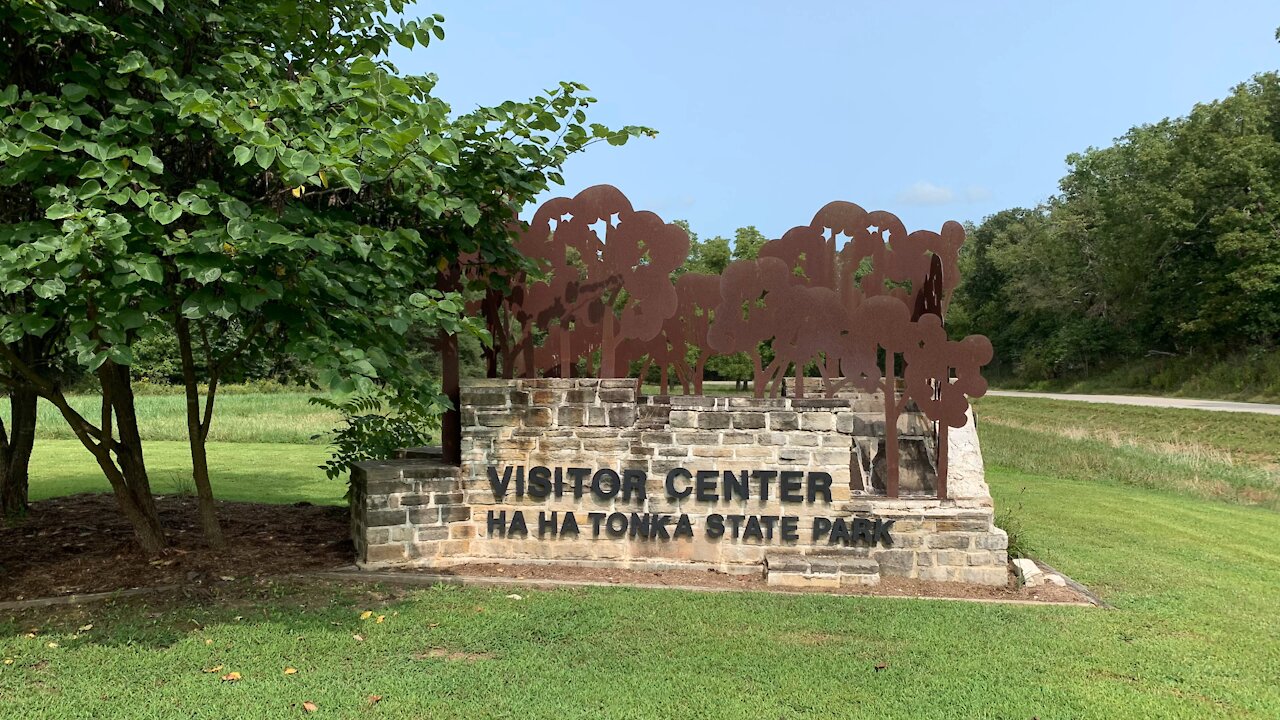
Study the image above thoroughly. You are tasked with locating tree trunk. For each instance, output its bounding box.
[600,312,616,378]
[43,376,166,553]
[440,328,461,465]
[96,362,167,552]
[0,385,37,517]
[936,422,949,501]
[882,356,901,498]
[174,315,225,548]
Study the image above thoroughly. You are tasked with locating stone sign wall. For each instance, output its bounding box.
[350,378,1009,587]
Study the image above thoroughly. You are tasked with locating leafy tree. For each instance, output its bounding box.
[0,1,646,549]
[732,226,767,261]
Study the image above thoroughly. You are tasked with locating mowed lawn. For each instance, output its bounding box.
[1,393,1278,718]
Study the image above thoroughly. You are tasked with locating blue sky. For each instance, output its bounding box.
[392,1,1280,240]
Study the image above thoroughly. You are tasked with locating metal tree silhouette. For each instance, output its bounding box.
[840,295,925,497]
[473,185,992,498]
[904,313,994,498]
[626,272,721,393]
[706,257,802,397]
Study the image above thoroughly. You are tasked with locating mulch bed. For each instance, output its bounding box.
[2,494,1089,607]
[397,561,1091,605]
[0,494,352,603]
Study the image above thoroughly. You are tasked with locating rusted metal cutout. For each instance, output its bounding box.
[446,185,992,498]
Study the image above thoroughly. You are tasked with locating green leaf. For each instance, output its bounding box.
[45,203,76,220]
[62,84,89,103]
[117,50,147,74]
[219,199,251,219]
[233,146,252,165]
[461,205,480,227]
[107,345,134,366]
[340,167,362,191]
[294,151,321,176]
[35,278,66,299]
[255,146,274,170]
[194,266,222,283]
[117,309,146,330]
[135,260,164,283]
[45,114,73,132]
[147,202,183,225]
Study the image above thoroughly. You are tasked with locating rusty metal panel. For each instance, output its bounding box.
[469,184,992,498]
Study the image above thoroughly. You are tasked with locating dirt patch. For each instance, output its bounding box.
[0,493,351,602]
[412,648,495,662]
[413,562,1091,604]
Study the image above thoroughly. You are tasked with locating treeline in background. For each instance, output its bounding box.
[947,72,1280,401]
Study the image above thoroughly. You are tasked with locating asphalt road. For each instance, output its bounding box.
[986,390,1280,416]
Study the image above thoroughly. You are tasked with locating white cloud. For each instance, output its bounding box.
[896,181,992,206]
[897,181,955,206]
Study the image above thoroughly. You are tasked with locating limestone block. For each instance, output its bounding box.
[558,406,585,425]
[975,529,1009,550]
[873,549,917,575]
[946,408,989,502]
[669,410,698,428]
[961,566,1008,586]
[1012,558,1042,585]
[769,412,799,431]
[927,533,973,550]
[697,413,732,430]
[365,544,408,563]
[786,432,820,447]
[800,412,836,431]
[608,406,637,427]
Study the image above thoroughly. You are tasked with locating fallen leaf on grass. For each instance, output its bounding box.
[221,671,241,682]
[45,642,58,649]
[3,659,13,665]
[283,667,298,675]
[302,700,318,713]
[202,665,223,674]
[427,623,440,629]
[353,634,364,642]
[78,624,93,632]
[204,639,213,646]
[367,695,382,705]
[874,662,888,672]
[505,594,523,601]
[359,611,373,620]
[375,615,385,624]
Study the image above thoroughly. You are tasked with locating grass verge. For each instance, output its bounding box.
[993,349,1280,404]
[3,393,337,445]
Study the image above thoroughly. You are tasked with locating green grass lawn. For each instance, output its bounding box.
[2,393,1277,718]
[27,440,343,506]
